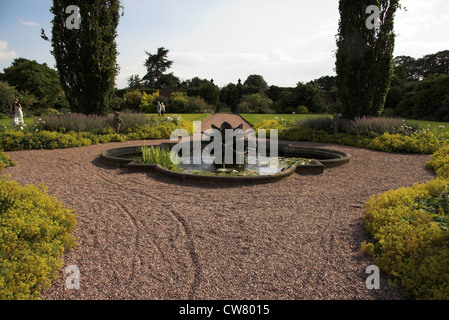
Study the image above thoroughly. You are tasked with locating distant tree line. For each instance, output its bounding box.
[1,48,448,120]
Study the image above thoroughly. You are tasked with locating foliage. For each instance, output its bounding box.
[180,78,220,106]
[0,58,65,111]
[255,117,448,156]
[140,91,159,113]
[427,144,449,180]
[0,150,16,172]
[237,93,273,114]
[141,146,182,172]
[123,90,143,110]
[296,106,309,114]
[143,47,173,89]
[336,0,400,119]
[169,92,189,113]
[0,177,77,299]
[243,75,269,92]
[410,75,449,120]
[127,74,144,89]
[0,114,195,151]
[362,178,449,300]
[0,81,19,115]
[394,50,449,81]
[42,0,122,115]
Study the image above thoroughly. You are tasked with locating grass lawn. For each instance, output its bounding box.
[240,113,449,133]
[0,117,34,127]
[408,119,449,133]
[167,113,211,122]
[240,114,331,125]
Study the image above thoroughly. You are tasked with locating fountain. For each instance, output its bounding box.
[99,122,351,185]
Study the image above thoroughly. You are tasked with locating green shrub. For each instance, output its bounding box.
[0,177,77,299]
[296,105,309,114]
[427,144,449,179]
[0,150,15,172]
[362,178,449,300]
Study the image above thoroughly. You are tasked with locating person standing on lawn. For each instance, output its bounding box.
[156,101,162,116]
[11,99,26,129]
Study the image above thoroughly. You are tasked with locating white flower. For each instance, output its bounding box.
[439,126,445,129]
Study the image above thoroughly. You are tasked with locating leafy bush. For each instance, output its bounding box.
[169,92,189,113]
[0,150,16,172]
[140,91,159,113]
[123,90,143,110]
[0,177,77,299]
[237,93,273,114]
[428,144,449,179]
[296,105,309,114]
[362,178,449,300]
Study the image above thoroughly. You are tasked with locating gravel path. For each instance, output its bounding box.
[3,114,435,300]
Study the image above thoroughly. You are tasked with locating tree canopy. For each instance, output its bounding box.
[143,47,173,89]
[1,58,64,110]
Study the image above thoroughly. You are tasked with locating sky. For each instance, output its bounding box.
[0,0,448,89]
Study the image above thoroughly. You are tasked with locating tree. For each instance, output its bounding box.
[417,50,449,79]
[220,83,240,112]
[335,0,401,119]
[0,81,19,114]
[143,47,173,89]
[243,75,269,92]
[158,73,181,89]
[410,75,449,120]
[394,55,419,81]
[294,82,327,114]
[42,0,122,115]
[1,58,64,110]
[127,74,143,89]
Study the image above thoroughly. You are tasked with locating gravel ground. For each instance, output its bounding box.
[3,114,436,300]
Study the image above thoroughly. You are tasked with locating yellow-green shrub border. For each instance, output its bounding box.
[0,177,77,300]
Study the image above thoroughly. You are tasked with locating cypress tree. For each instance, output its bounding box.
[42,0,122,115]
[335,0,400,119]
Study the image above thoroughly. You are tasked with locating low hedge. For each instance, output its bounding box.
[0,177,77,299]
[0,120,195,152]
[277,126,449,155]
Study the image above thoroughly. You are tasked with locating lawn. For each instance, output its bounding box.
[164,113,211,122]
[0,114,211,128]
[240,113,449,133]
[408,119,449,133]
[0,117,34,127]
[240,114,331,125]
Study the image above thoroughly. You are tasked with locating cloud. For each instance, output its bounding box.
[0,41,18,60]
[19,19,40,27]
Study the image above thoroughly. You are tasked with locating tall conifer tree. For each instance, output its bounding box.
[42,0,122,115]
[335,0,400,119]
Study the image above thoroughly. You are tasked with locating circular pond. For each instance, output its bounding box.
[99,142,351,185]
